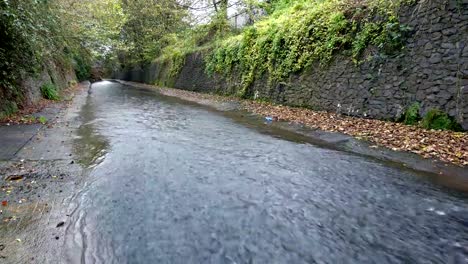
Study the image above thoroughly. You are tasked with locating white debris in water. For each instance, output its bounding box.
[435,210,446,216]
[454,242,462,248]
[427,207,435,212]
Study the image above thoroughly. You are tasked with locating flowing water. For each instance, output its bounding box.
[67,81,468,263]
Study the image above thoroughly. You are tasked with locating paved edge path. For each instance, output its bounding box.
[0,82,91,263]
[0,82,91,161]
[0,125,42,160]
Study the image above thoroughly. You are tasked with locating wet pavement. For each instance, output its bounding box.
[65,81,468,263]
[0,124,42,160]
[0,83,91,263]
[1,81,468,263]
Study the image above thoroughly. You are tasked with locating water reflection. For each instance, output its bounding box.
[74,93,109,168]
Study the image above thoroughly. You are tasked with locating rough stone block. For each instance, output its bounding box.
[442,28,457,36]
[424,42,433,50]
[462,45,468,57]
[429,54,442,64]
[431,32,443,40]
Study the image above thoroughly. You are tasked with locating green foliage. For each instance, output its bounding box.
[21,115,37,123]
[157,22,235,77]
[0,0,98,109]
[403,102,420,125]
[38,116,48,124]
[57,0,126,76]
[1,0,49,102]
[168,53,186,78]
[41,83,60,100]
[0,101,19,119]
[72,53,92,81]
[160,22,232,57]
[351,19,411,60]
[68,80,78,87]
[120,0,188,64]
[422,109,461,131]
[205,0,413,91]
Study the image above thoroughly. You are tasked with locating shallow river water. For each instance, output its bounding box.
[66,81,468,263]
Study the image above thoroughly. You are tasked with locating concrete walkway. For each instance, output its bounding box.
[0,83,89,161]
[0,124,42,160]
[0,83,90,263]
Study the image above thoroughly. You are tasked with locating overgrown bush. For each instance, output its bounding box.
[403,102,420,125]
[41,83,60,100]
[422,109,461,131]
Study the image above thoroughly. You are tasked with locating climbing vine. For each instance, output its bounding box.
[205,0,414,95]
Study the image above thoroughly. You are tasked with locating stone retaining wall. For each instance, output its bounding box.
[114,0,468,129]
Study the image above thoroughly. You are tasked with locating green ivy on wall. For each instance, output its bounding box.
[205,0,414,96]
